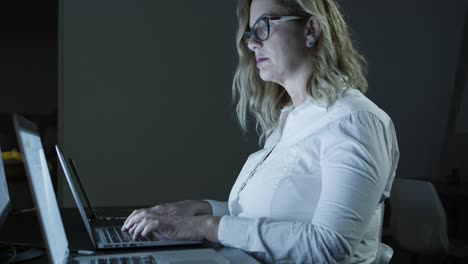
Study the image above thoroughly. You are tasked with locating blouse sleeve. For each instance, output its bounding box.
[205,200,230,216]
[218,111,399,263]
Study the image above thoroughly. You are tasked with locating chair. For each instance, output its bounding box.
[373,242,393,264]
[371,201,393,264]
[388,178,468,263]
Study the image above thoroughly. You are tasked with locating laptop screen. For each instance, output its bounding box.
[13,115,69,263]
[55,145,97,246]
[0,148,12,229]
[55,146,96,220]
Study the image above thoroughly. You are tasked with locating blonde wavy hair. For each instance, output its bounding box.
[232,0,368,144]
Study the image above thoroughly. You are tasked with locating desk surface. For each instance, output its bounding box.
[0,208,259,263]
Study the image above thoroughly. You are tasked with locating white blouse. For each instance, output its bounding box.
[208,88,400,263]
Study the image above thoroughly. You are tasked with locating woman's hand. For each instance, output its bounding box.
[122,200,212,230]
[129,200,211,219]
[121,211,221,242]
[153,200,213,216]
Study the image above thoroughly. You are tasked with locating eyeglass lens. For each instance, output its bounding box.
[243,17,269,44]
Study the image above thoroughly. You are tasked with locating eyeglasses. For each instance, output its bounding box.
[243,15,303,44]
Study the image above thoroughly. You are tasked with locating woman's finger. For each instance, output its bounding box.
[123,209,143,228]
[132,218,149,241]
[122,210,150,231]
[122,209,142,227]
[141,219,161,237]
[128,222,138,234]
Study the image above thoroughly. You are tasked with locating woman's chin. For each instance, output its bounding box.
[258,70,273,82]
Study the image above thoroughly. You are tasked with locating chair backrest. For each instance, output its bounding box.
[373,242,393,264]
[389,178,449,255]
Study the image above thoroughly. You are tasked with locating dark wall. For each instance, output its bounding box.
[0,1,57,115]
[339,0,468,182]
[59,0,468,207]
[59,0,258,207]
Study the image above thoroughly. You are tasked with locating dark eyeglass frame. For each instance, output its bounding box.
[243,15,303,43]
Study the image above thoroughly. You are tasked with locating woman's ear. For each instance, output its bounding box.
[305,16,320,48]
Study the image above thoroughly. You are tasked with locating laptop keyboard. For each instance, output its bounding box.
[90,255,157,264]
[100,226,159,244]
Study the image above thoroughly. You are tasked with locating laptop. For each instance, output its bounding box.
[13,114,229,264]
[55,144,203,249]
[74,248,229,264]
[13,114,201,250]
[0,147,12,229]
[0,148,20,263]
[61,151,129,221]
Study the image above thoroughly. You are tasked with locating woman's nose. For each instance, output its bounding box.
[247,36,262,52]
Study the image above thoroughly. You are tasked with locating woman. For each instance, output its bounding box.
[122,0,400,262]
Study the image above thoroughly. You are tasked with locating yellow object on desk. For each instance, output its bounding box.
[2,150,23,161]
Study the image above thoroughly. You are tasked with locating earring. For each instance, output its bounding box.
[306,41,314,48]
